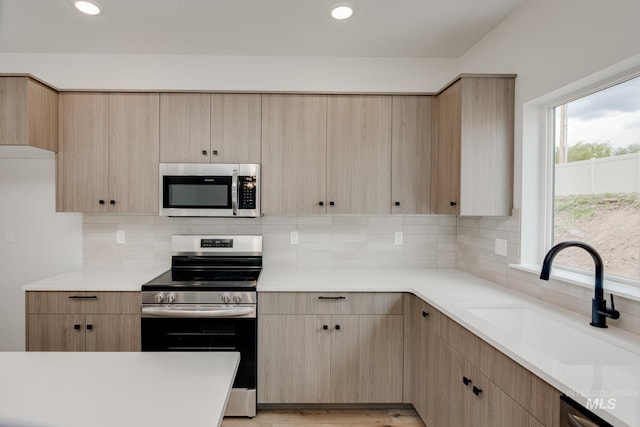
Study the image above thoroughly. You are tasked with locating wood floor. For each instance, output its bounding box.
[221,408,426,427]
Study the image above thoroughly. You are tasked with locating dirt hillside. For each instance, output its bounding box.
[554,193,639,280]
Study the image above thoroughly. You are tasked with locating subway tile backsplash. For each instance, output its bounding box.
[83,214,457,270]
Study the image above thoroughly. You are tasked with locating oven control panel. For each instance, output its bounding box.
[142,291,257,305]
[201,238,233,248]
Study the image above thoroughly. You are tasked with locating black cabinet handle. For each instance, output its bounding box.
[472,386,483,396]
[335,325,341,330]
[318,296,346,300]
[450,201,457,207]
[202,150,207,155]
[73,324,81,330]
[319,201,324,206]
[86,324,93,330]
[329,201,335,206]
[212,150,219,155]
[422,311,429,317]
[98,200,105,205]
[463,376,472,386]
[395,201,400,206]
[323,325,328,330]
[68,295,98,300]
[110,200,116,205]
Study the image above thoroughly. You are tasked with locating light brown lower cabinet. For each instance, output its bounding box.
[258,314,332,403]
[405,294,560,427]
[258,313,403,404]
[258,292,404,404]
[26,291,141,352]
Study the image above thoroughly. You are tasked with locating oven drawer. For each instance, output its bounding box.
[258,292,404,315]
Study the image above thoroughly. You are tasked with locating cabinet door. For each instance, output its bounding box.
[327,96,392,213]
[85,314,141,352]
[261,94,327,214]
[0,77,28,146]
[57,93,109,212]
[211,94,261,163]
[391,96,433,213]
[28,79,58,152]
[330,314,403,403]
[431,81,461,214]
[464,361,532,427]
[160,93,211,163]
[0,77,56,150]
[409,298,442,426]
[459,77,514,216]
[108,93,160,213]
[406,297,427,415]
[432,339,466,427]
[27,314,85,351]
[258,314,331,403]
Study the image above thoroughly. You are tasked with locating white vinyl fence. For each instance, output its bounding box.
[555,152,640,196]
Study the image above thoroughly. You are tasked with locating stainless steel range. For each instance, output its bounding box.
[141,235,261,417]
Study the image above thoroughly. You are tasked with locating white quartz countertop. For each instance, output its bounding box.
[259,268,640,427]
[20,267,640,425]
[21,268,167,291]
[0,351,239,427]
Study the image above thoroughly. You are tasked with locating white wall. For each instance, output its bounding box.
[0,54,458,93]
[0,158,82,351]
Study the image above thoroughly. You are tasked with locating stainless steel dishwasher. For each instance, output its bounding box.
[560,395,614,427]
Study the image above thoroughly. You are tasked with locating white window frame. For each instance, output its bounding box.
[512,64,640,302]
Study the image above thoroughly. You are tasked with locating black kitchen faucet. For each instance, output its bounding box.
[540,241,620,328]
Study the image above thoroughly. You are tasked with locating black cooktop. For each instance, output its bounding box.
[141,268,260,292]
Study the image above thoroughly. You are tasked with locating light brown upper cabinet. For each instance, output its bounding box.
[261,94,327,214]
[432,76,515,216]
[57,93,160,213]
[391,96,433,214]
[327,95,392,214]
[159,93,210,163]
[0,77,57,151]
[160,93,261,164]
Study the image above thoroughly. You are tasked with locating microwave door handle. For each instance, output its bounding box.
[231,168,239,216]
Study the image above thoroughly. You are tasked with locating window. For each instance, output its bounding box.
[552,76,640,282]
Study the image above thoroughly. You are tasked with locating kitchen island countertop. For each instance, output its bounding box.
[0,351,239,427]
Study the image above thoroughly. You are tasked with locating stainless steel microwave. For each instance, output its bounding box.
[159,163,260,217]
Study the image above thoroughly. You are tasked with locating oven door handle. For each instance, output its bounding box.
[231,168,239,216]
[142,306,254,318]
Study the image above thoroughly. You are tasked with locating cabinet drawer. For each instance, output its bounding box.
[259,292,404,315]
[26,291,141,314]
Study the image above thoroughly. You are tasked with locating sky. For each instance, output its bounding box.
[563,75,640,149]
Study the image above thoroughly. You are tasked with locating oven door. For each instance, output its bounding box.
[141,314,256,389]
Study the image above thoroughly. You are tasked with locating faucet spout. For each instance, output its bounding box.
[540,241,619,328]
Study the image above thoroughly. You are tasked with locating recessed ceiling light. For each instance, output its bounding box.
[331,4,354,20]
[74,0,102,16]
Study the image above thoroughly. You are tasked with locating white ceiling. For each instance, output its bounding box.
[0,0,526,58]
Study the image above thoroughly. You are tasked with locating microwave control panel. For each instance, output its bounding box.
[239,176,257,209]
